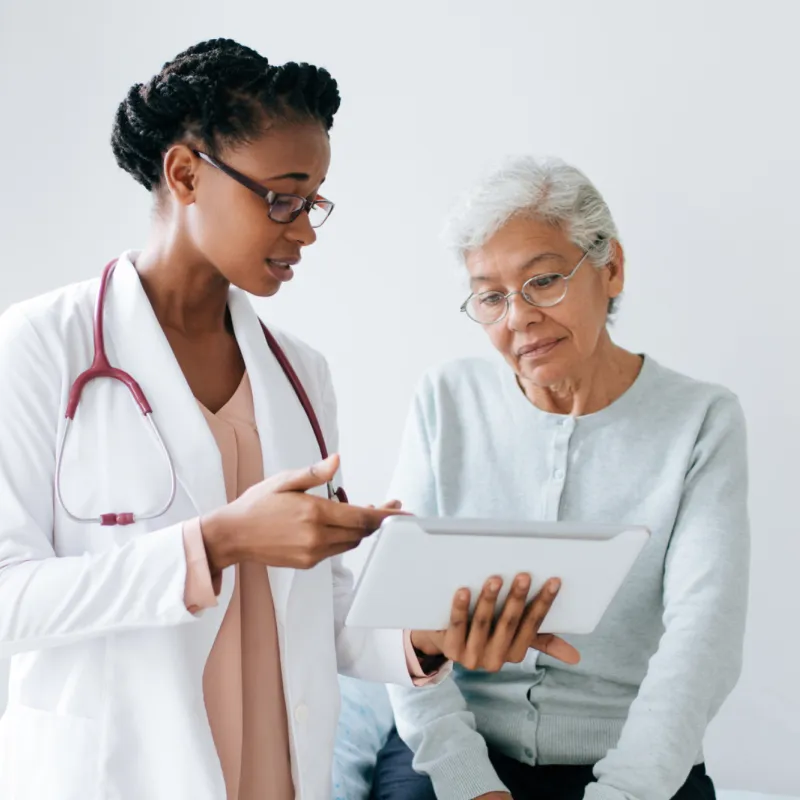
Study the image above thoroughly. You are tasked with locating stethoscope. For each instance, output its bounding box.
[55,259,347,527]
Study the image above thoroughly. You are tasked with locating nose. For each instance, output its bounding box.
[506,292,543,332]
[285,212,317,248]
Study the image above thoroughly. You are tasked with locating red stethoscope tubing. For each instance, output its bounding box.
[55,259,346,527]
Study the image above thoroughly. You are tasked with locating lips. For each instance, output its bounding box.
[516,338,564,358]
[265,256,300,283]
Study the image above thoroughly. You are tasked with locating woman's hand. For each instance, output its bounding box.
[200,455,398,572]
[410,574,581,672]
[474,794,512,800]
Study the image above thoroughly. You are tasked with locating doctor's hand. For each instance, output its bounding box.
[410,574,581,673]
[200,455,400,572]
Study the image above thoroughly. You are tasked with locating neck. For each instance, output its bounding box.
[134,227,230,336]
[520,332,642,416]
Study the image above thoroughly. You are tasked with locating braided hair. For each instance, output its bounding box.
[111,39,341,191]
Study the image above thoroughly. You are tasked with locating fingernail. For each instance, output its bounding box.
[516,574,531,589]
[548,578,561,594]
[457,589,470,602]
[488,578,501,593]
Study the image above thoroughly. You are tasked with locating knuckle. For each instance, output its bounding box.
[360,512,377,533]
[500,612,521,631]
[298,551,317,569]
[530,611,546,630]
[301,502,321,525]
[300,527,322,551]
[310,531,328,551]
[525,600,545,623]
[300,524,316,542]
[471,614,491,631]
[449,611,467,629]
[538,593,556,611]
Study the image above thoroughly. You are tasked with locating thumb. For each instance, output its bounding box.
[272,454,340,494]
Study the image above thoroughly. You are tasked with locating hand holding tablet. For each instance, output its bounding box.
[409,571,581,671]
[347,517,650,653]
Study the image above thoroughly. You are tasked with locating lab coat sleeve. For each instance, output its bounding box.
[0,306,196,659]
[315,356,421,687]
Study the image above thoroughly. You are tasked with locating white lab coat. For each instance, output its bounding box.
[0,253,412,800]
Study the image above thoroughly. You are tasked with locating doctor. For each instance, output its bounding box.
[0,39,577,800]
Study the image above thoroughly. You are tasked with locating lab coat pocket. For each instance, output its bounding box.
[0,704,99,800]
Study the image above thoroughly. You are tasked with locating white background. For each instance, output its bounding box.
[1,0,798,793]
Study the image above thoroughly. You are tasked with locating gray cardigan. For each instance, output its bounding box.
[387,355,749,800]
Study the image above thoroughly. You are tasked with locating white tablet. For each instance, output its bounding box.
[345,517,649,635]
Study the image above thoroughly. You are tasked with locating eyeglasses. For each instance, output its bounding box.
[193,150,335,228]
[461,250,593,325]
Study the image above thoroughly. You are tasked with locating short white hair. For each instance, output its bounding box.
[443,157,621,312]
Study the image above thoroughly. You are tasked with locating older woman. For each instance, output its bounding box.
[374,158,749,800]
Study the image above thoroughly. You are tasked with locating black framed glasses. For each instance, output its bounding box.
[194,150,335,228]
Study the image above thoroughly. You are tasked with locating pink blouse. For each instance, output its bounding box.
[180,373,438,800]
[184,374,294,799]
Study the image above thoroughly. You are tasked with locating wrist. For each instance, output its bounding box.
[415,650,448,675]
[409,631,448,675]
[409,630,441,656]
[200,506,239,573]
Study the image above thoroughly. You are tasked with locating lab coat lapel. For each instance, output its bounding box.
[104,253,228,518]
[227,288,323,619]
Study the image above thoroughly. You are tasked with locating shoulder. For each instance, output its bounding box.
[0,279,98,364]
[644,357,746,434]
[415,356,505,404]
[0,281,97,423]
[403,357,509,440]
[1,279,98,341]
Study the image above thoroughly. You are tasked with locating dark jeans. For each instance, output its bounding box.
[371,728,716,800]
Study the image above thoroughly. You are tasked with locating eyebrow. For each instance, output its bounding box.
[470,252,566,286]
[263,172,327,185]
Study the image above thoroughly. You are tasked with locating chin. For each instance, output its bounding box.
[243,276,282,298]
[255,284,282,298]
[515,359,569,388]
